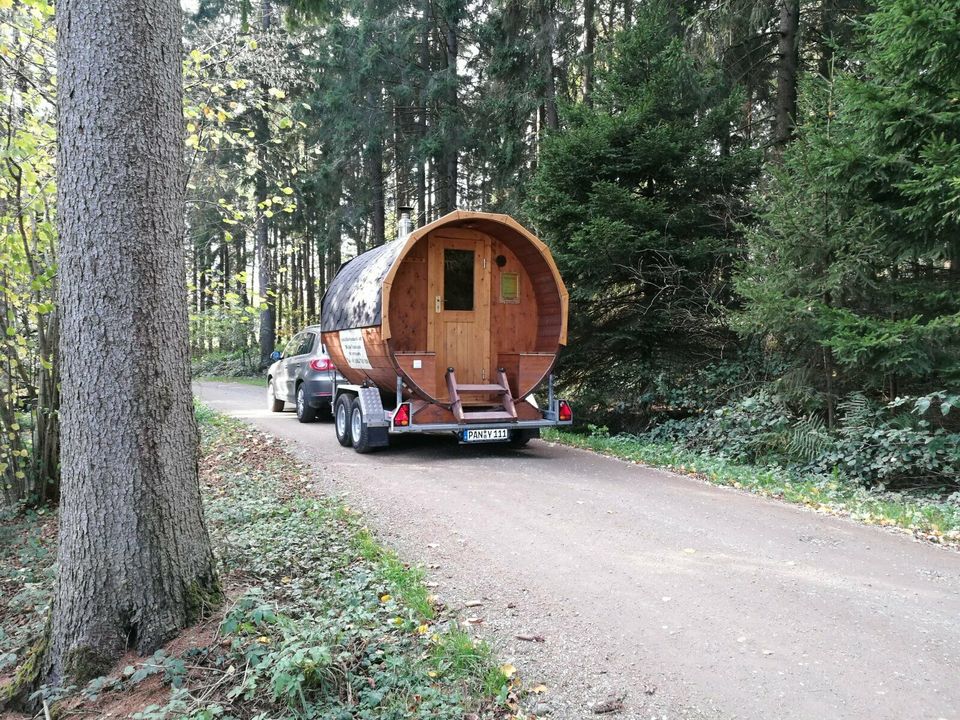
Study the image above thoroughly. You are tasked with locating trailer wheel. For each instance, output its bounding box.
[350,398,375,454]
[334,395,353,447]
[510,429,538,448]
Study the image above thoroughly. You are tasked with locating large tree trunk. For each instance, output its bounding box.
[51,0,218,688]
[774,0,800,152]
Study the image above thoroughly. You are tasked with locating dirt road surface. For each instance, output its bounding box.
[195,381,960,720]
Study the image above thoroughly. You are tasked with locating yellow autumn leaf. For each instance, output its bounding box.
[530,684,548,694]
[416,624,429,635]
[500,663,517,679]
[380,594,392,602]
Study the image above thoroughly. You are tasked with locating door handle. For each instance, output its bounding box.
[435,295,442,313]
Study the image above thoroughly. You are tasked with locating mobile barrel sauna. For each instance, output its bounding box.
[321,209,573,452]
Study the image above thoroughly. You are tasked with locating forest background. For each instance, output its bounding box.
[1,0,958,508]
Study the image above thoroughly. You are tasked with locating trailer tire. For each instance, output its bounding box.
[334,395,353,447]
[510,429,538,448]
[350,398,375,454]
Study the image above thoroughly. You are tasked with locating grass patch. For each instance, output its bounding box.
[353,527,435,621]
[194,375,265,387]
[543,428,960,545]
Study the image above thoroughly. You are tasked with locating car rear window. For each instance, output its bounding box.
[297,333,315,356]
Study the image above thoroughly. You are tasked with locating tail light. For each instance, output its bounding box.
[310,358,335,372]
[393,403,410,427]
[558,400,573,422]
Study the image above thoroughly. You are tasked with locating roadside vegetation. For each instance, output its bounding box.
[544,420,960,545]
[0,404,517,718]
[534,0,959,535]
[191,349,265,381]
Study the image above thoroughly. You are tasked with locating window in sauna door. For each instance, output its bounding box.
[443,249,474,311]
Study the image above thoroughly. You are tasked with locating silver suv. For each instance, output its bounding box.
[266,325,342,422]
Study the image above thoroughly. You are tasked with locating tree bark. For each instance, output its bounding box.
[441,6,460,214]
[416,3,430,226]
[774,0,800,153]
[538,0,559,132]
[256,0,276,366]
[582,0,596,105]
[51,0,218,688]
[326,181,342,285]
[817,0,835,79]
[366,120,386,245]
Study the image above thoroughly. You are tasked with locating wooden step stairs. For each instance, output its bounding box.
[445,367,517,423]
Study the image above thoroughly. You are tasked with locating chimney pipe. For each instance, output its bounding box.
[397,206,414,241]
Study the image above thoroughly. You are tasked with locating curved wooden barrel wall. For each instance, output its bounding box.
[322,211,568,407]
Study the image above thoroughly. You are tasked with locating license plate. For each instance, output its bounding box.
[463,428,509,443]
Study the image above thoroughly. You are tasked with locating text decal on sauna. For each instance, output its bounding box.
[339,328,373,369]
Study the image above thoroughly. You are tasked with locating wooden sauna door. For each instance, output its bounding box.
[427,231,492,400]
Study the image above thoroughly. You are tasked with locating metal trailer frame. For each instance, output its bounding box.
[331,372,571,448]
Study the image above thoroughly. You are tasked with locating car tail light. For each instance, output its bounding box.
[310,358,334,372]
[393,403,410,427]
[558,400,573,422]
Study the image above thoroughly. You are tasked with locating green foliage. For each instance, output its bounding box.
[0,506,55,675]
[162,410,506,718]
[191,348,264,379]
[640,388,960,490]
[735,0,960,400]
[0,0,59,506]
[527,0,760,410]
[2,404,507,717]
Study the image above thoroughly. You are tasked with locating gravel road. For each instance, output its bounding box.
[195,381,960,720]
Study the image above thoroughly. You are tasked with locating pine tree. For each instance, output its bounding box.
[527,0,760,409]
[49,0,218,687]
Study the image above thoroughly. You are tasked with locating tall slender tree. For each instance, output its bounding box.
[774,0,800,150]
[49,0,218,687]
[256,0,277,366]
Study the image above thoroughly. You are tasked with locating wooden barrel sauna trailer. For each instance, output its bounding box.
[321,209,574,452]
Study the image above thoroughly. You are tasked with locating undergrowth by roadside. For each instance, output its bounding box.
[0,403,517,719]
[191,349,263,380]
[195,375,266,387]
[0,507,55,678]
[542,428,960,547]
